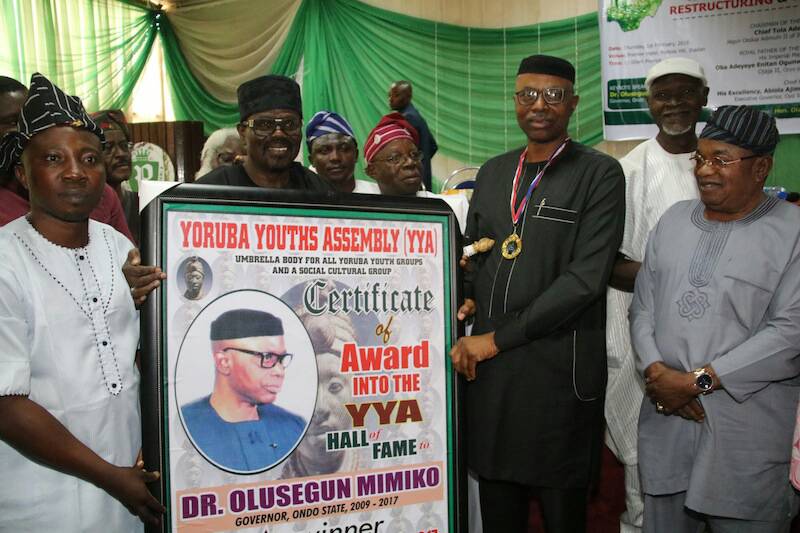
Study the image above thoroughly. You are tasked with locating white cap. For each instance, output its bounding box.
[644,57,707,90]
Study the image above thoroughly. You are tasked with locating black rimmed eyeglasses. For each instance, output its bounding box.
[222,347,294,369]
[240,117,301,137]
[514,87,571,106]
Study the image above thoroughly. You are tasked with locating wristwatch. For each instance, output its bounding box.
[693,367,714,394]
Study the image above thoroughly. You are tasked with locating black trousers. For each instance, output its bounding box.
[478,476,588,533]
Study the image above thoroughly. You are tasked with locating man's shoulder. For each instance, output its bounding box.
[481,146,526,169]
[290,163,333,192]
[656,199,699,228]
[196,165,250,186]
[765,197,800,227]
[0,217,28,266]
[259,403,305,427]
[181,395,214,421]
[403,103,421,118]
[402,104,429,128]
[0,215,26,238]
[353,179,380,194]
[569,141,622,168]
[89,218,133,251]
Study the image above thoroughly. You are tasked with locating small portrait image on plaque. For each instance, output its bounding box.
[177,255,212,301]
[175,290,317,474]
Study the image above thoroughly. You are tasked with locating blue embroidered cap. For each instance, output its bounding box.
[305,110,357,151]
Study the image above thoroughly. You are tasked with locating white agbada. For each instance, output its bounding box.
[354,179,469,234]
[604,138,699,532]
[605,138,699,462]
[0,217,142,532]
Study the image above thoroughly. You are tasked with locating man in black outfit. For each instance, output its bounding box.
[196,75,330,192]
[388,80,438,192]
[450,55,625,533]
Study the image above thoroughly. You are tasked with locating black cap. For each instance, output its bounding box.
[517,55,576,84]
[237,75,302,121]
[210,309,284,340]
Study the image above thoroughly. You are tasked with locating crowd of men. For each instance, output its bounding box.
[0,51,797,533]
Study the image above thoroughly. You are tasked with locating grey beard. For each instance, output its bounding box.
[662,123,694,136]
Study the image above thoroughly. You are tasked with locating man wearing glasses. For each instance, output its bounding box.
[450,55,624,532]
[362,112,468,233]
[630,106,800,531]
[181,309,306,473]
[604,57,708,533]
[92,109,140,241]
[388,80,438,192]
[196,75,331,192]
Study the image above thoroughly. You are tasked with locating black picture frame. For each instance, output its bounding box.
[140,184,466,533]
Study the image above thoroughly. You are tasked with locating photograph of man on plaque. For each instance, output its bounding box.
[175,291,317,474]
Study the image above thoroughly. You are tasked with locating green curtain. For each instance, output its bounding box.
[158,13,240,130]
[767,136,799,191]
[295,0,602,170]
[0,0,155,112]
[160,0,602,172]
[165,0,301,101]
[1,0,797,189]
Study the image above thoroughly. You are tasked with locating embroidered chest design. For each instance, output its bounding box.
[676,218,732,322]
[15,228,124,395]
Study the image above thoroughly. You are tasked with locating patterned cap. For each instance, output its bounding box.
[185,257,205,275]
[0,73,104,173]
[700,105,779,155]
[305,110,357,151]
[364,112,419,164]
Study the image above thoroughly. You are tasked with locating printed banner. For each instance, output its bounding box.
[143,191,461,533]
[599,0,800,139]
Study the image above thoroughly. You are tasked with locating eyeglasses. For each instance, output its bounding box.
[690,152,760,170]
[372,151,424,165]
[651,88,703,103]
[241,117,301,137]
[514,87,571,106]
[223,347,294,369]
[102,141,134,154]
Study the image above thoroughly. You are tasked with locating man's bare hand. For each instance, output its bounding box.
[105,462,165,526]
[675,398,705,422]
[123,248,166,308]
[457,298,476,321]
[644,361,697,413]
[449,332,499,381]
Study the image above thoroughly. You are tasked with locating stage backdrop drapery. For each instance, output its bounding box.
[0,0,797,188]
[160,0,602,179]
[165,0,302,102]
[0,0,155,112]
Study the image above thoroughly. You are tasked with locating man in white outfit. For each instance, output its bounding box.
[605,57,708,533]
[0,73,164,532]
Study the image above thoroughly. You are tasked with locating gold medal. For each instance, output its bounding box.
[501,232,522,260]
